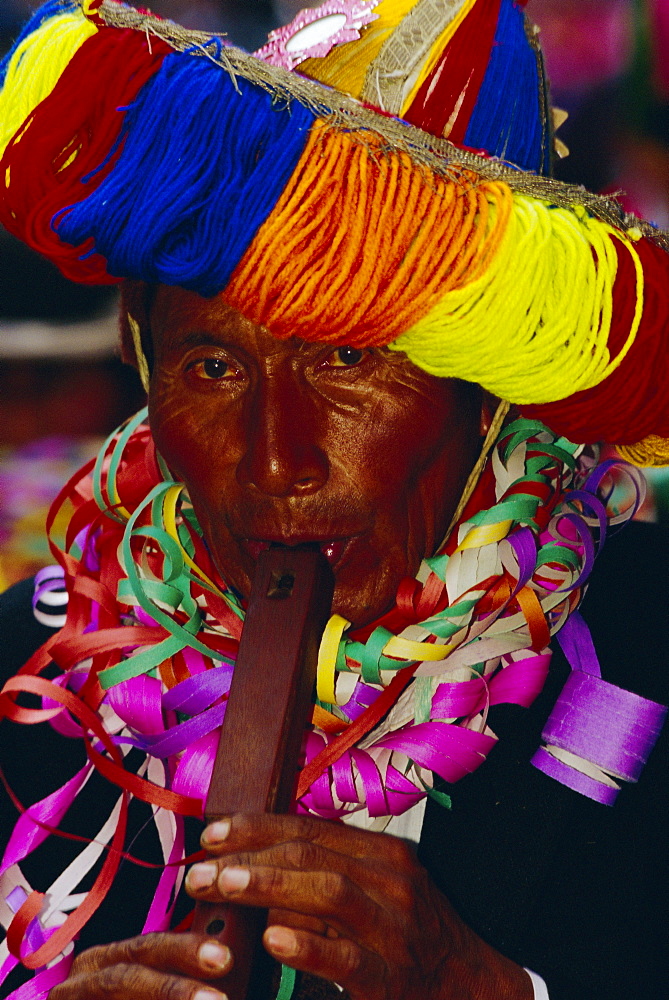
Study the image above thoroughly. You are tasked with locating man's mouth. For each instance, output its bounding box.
[243,538,349,566]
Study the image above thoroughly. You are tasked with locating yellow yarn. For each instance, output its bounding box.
[0,10,97,160]
[391,198,645,405]
[399,0,478,115]
[299,0,418,99]
[617,436,669,468]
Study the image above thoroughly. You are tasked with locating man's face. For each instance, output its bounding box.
[148,287,483,627]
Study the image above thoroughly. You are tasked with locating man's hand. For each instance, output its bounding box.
[186,813,533,1000]
[48,814,533,1000]
[49,932,231,1000]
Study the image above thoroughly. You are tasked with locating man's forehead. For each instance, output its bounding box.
[151,286,319,359]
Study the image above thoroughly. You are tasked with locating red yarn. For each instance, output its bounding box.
[403,0,502,143]
[0,27,171,285]
[523,236,669,444]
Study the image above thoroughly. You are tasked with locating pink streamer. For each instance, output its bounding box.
[488,653,551,707]
[106,674,165,734]
[350,749,388,817]
[1,766,91,874]
[4,954,74,1000]
[375,722,497,783]
[142,812,186,933]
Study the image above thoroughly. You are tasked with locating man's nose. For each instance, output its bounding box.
[235,377,329,498]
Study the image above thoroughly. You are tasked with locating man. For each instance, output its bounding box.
[0,1,668,998]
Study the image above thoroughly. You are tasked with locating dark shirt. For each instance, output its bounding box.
[1,523,668,999]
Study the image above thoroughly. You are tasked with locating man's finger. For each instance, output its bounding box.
[262,925,385,999]
[187,862,379,938]
[267,906,332,937]
[201,813,412,868]
[66,932,232,980]
[50,963,226,1000]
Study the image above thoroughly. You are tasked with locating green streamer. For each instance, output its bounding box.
[275,964,297,1000]
[92,407,149,521]
[413,675,433,724]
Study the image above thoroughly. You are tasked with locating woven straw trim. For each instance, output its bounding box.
[360,0,468,115]
[95,0,668,247]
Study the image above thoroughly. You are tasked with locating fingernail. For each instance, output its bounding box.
[220,866,250,893]
[265,926,297,958]
[198,941,231,972]
[187,862,218,891]
[193,990,227,1000]
[202,819,231,845]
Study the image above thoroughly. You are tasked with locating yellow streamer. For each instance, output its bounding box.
[162,485,226,597]
[456,520,513,551]
[382,635,454,661]
[317,613,350,704]
[0,11,97,159]
[106,454,130,521]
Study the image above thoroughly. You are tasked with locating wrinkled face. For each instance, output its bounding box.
[148,287,484,627]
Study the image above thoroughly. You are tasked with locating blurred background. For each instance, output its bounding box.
[1,0,668,588]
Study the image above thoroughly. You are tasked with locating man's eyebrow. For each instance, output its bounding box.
[171,330,226,349]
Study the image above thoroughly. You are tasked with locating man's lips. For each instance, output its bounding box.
[243,537,350,566]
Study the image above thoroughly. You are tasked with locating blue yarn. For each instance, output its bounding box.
[57,54,314,295]
[464,0,549,174]
[0,0,79,89]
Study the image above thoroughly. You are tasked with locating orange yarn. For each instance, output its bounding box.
[224,122,513,347]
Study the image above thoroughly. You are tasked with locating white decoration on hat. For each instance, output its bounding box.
[255,0,379,71]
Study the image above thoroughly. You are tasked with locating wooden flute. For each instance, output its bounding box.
[191,543,335,999]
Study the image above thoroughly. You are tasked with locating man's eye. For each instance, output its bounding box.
[328,346,365,367]
[191,358,233,380]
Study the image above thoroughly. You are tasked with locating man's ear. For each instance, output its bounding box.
[120,280,153,391]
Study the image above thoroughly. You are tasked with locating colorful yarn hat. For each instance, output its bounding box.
[1,0,669,464]
[2,7,669,992]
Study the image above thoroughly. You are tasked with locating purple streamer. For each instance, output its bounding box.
[172,728,217,803]
[532,612,667,802]
[507,526,538,594]
[556,611,601,676]
[142,813,186,933]
[531,746,619,806]
[431,678,487,718]
[162,665,233,714]
[32,565,65,607]
[106,674,164,734]
[118,701,227,758]
[332,752,358,803]
[556,513,596,588]
[538,671,667,782]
